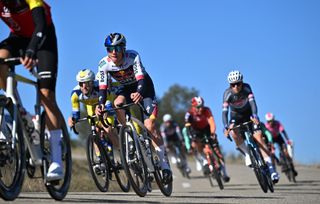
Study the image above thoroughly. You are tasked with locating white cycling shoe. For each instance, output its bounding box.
[271,172,279,183]
[47,162,64,181]
[196,160,202,171]
[245,154,252,167]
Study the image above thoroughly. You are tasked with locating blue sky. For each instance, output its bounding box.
[1,0,319,164]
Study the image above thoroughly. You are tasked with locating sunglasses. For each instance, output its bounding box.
[230,82,242,87]
[106,45,123,53]
[79,81,92,87]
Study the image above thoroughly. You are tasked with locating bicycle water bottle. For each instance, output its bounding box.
[105,100,115,115]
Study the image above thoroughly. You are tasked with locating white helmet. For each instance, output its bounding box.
[227,70,243,84]
[163,114,172,123]
[265,112,275,121]
[76,69,95,82]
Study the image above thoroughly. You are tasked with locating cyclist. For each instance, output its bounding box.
[223,70,279,183]
[95,32,172,184]
[160,114,191,175]
[265,112,298,176]
[0,0,65,181]
[183,96,230,182]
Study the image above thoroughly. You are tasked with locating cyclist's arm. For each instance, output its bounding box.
[133,52,146,95]
[248,93,258,117]
[175,125,184,142]
[98,64,108,105]
[70,90,81,121]
[222,102,229,128]
[26,0,47,58]
[206,108,216,135]
[182,126,191,151]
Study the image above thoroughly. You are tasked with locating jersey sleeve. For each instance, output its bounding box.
[70,89,81,120]
[98,58,108,104]
[132,52,145,81]
[222,90,230,127]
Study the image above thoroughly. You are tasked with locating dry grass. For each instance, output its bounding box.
[22,146,123,192]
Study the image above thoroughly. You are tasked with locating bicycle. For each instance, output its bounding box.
[229,121,274,193]
[0,57,72,201]
[109,103,172,197]
[190,133,224,190]
[72,114,130,192]
[279,144,296,183]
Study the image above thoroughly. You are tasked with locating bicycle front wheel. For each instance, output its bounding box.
[41,113,72,201]
[119,125,148,197]
[0,98,25,201]
[249,146,268,193]
[209,154,224,190]
[86,134,110,192]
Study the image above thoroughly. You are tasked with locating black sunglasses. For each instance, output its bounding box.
[106,45,123,53]
[230,82,242,87]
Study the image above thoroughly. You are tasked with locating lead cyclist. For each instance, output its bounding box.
[0,0,65,181]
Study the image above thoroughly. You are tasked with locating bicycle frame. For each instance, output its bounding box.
[4,63,43,166]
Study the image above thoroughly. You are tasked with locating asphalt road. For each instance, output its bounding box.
[4,161,320,204]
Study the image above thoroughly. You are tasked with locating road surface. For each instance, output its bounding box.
[4,161,320,203]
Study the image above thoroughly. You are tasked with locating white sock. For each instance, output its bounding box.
[221,165,228,177]
[157,145,170,170]
[264,156,272,164]
[49,129,62,166]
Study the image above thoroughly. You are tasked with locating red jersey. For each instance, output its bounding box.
[185,107,213,130]
[0,0,52,37]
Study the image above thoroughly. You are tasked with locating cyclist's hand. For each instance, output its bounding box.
[224,126,230,137]
[20,51,36,70]
[287,139,293,145]
[130,92,143,104]
[211,133,217,140]
[95,104,105,116]
[67,117,75,128]
[250,114,260,125]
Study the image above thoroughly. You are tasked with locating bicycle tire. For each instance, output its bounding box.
[119,125,148,197]
[86,134,110,192]
[249,146,268,193]
[209,154,224,190]
[113,150,131,192]
[40,112,72,201]
[0,98,26,201]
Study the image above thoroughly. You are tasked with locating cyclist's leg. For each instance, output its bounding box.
[253,128,279,182]
[36,26,64,181]
[229,117,251,166]
[142,97,172,182]
[212,137,230,181]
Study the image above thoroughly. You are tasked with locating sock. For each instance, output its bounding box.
[49,129,63,166]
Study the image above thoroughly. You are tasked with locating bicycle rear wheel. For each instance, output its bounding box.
[120,125,148,197]
[40,112,72,200]
[0,98,25,200]
[86,134,110,192]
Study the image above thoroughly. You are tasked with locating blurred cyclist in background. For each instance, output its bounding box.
[184,96,230,182]
[265,112,297,176]
[160,114,191,175]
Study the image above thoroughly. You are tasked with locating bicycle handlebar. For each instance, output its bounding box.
[71,115,97,135]
[0,57,41,80]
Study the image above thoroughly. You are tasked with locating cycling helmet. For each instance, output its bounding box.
[163,114,172,123]
[265,112,275,122]
[227,70,243,84]
[191,96,204,108]
[104,33,126,47]
[76,69,95,82]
